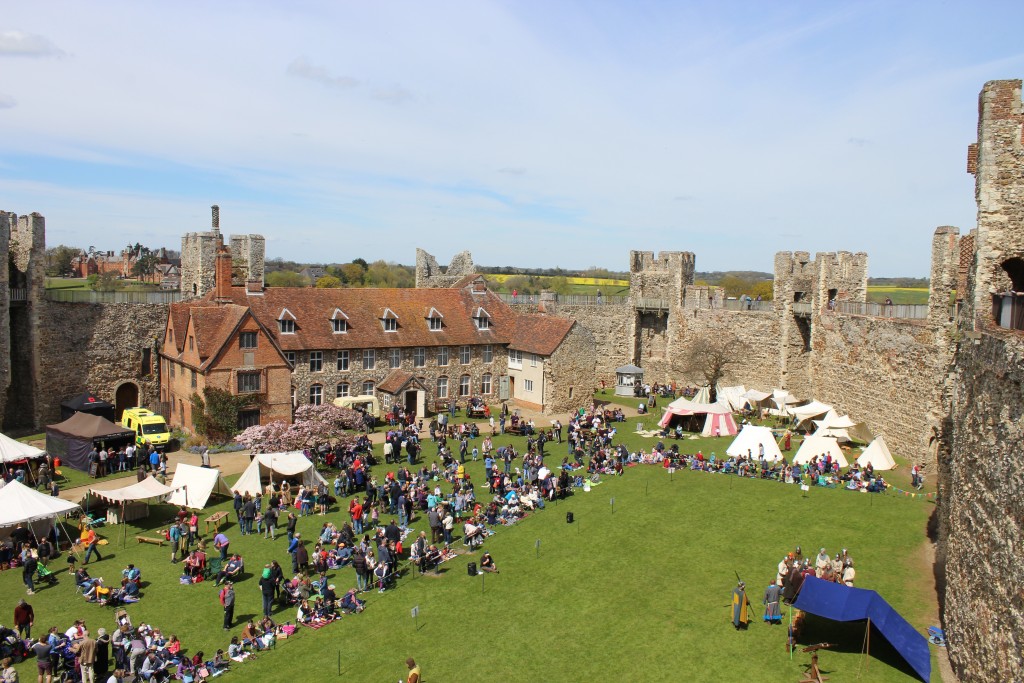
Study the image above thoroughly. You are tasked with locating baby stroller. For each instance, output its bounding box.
[36,561,59,586]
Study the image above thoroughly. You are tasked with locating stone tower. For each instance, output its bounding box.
[939,79,1024,683]
[963,79,1024,327]
[627,250,696,377]
[415,249,476,288]
[180,205,265,299]
[0,211,46,430]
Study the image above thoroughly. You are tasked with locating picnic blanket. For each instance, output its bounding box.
[299,617,339,630]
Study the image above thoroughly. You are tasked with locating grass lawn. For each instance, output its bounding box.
[44,278,91,290]
[866,287,930,305]
[3,424,939,682]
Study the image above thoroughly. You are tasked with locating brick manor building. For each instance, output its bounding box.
[160,241,593,433]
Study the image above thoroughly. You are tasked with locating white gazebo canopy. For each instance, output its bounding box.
[615,364,644,396]
[0,479,80,527]
[0,432,45,464]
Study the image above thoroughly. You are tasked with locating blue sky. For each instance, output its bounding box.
[2,1,1023,276]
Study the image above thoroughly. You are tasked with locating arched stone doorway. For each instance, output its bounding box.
[114,383,139,422]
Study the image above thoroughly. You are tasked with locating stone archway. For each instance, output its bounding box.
[114,382,139,422]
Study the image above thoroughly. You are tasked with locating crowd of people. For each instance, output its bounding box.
[0,392,905,682]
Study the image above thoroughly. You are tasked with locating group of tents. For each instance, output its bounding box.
[0,451,328,544]
[657,385,896,471]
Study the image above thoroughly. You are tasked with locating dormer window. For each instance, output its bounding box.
[331,308,349,334]
[426,307,443,332]
[474,307,491,331]
[278,309,297,334]
[381,308,398,333]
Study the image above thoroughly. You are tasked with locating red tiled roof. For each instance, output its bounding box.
[218,285,516,351]
[377,370,427,395]
[190,305,247,361]
[168,302,192,353]
[508,314,575,356]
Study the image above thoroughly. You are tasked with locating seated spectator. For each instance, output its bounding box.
[184,549,206,579]
[75,568,98,590]
[423,544,442,572]
[340,588,365,613]
[240,620,268,651]
[296,599,313,624]
[139,650,170,681]
[122,563,141,590]
[228,636,253,662]
[215,555,243,586]
[480,552,499,573]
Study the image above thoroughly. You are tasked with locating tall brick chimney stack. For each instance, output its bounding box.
[211,204,220,232]
[214,244,232,303]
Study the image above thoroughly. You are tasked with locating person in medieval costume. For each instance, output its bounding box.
[731,582,751,630]
[763,582,782,624]
[814,548,830,578]
[781,562,796,605]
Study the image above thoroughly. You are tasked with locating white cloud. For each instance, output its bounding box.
[0,30,63,57]
[0,1,1011,274]
[286,56,359,89]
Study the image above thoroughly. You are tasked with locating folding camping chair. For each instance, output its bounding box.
[204,557,223,580]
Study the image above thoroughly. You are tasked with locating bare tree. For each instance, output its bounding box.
[680,332,749,403]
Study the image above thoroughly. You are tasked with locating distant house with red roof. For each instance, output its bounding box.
[160,241,593,432]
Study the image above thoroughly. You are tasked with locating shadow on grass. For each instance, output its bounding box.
[798,614,922,680]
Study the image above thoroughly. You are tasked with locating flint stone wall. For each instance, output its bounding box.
[36,302,169,425]
[941,330,1024,683]
[810,312,953,463]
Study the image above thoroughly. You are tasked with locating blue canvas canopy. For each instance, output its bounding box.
[793,576,930,682]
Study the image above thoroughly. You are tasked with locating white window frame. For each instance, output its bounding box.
[530,353,537,367]
[459,345,471,364]
[337,350,349,371]
[309,384,323,405]
[413,347,425,368]
[481,373,492,395]
[389,348,401,368]
[524,379,534,393]
[427,307,444,332]
[331,309,349,334]
[459,374,471,397]
[381,308,398,333]
[285,351,296,366]
[362,349,376,369]
[436,376,449,399]
[475,307,491,330]
[336,382,350,398]
[483,344,493,364]
[278,309,297,335]
[309,351,323,372]
[362,380,375,395]
[508,349,523,369]
[437,346,449,366]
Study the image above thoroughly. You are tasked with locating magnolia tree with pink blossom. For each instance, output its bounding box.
[235,404,365,454]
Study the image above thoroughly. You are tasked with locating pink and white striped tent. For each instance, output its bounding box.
[659,398,738,437]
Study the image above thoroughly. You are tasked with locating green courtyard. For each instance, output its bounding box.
[3,414,939,681]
